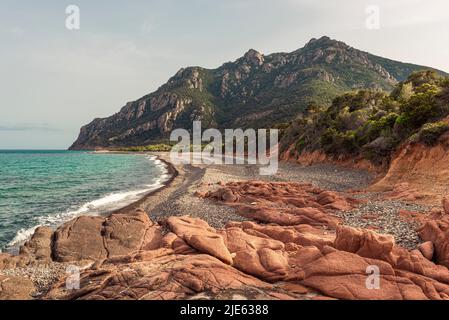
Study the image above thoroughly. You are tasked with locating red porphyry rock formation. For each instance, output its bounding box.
[418,199,449,268]
[5,183,449,300]
[52,209,167,262]
[40,213,449,300]
[205,181,360,227]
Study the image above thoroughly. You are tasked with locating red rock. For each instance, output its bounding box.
[232,221,335,249]
[194,191,207,198]
[442,197,449,214]
[334,225,395,261]
[5,185,449,301]
[44,253,300,300]
[166,216,233,265]
[0,275,35,300]
[418,216,449,268]
[206,181,355,229]
[222,190,238,202]
[381,183,429,201]
[36,210,449,300]
[418,241,434,260]
[19,226,53,261]
[301,250,406,300]
[53,209,161,262]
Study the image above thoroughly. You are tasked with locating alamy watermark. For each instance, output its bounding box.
[365,265,381,289]
[65,5,80,30]
[169,121,279,175]
[365,5,380,30]
[66,265,80,290]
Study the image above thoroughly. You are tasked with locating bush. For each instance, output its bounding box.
[399,89,439,129]
[365,112,398,140]
[406,70,441,87]
[321,128,358,155]
[362,136,396,165]
[118,143,173,152]
[416,121,449,146]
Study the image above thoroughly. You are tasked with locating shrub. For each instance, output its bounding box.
[399,88,439,130]
[362,136,396,165]
[416,121,449,146]
[406,70,441,88]
[118,143,173,152]
[321,128,358,155]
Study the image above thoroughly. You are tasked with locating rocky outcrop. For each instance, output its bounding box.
[38,210,449,300]
[418,203,449,268]
[204,181,359,227]
[165,216,233,265]
[52,209,162,262]
[0,275,35,300]
[4,182,449,300]
[370,125,449,204]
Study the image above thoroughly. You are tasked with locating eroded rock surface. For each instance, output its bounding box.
[3,182,449,300]
[204,181,359,227]
[52,209,162,262]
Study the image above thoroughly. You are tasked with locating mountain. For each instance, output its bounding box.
[69,36,447,150]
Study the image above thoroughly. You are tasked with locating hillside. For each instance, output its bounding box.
[69,36,446,150]
[280,71,449,172]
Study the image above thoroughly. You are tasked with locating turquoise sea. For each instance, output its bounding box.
[0,150,169,251]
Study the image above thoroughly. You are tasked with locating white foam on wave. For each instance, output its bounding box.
[7,226,39,248]
[7,155,171,248]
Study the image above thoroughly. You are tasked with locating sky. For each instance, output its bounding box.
[0,0,448,149]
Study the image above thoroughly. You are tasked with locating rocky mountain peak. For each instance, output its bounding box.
[242,48,264,66]
[304,36,342,49]
[300,36,351,51]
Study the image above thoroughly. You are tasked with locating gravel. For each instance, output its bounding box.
[275,162,374,191]
[335,193,430,250]
[0,263,67,296]
[148,160,373,229]
[146,153,427,249]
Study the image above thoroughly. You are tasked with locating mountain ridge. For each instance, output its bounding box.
[69,36,447,150]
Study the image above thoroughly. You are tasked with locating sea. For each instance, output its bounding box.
[0,150,170,251]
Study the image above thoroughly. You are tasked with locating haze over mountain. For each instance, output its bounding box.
[69,36,447,150]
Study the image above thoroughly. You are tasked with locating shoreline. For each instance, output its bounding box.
[1,151,444,300]
[111,154,179,215]
[3,152,178,255]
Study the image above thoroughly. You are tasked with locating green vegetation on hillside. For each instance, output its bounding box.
[280,71,449,164]
[116,143,174,152]
[116,142,215,153]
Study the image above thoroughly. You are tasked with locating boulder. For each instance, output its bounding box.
[205,181,353,228]
[20,226,53,261]
[166,216,233,265]
[53,209,161,262]
[418,241,434,260]
[0,275,35,300]
[334,225,395,261]
[418,216,449,268]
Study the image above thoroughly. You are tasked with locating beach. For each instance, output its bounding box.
[0,152,445,300]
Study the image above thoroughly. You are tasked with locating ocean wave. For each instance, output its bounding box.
[7,226,39,248]
[7,156,170,248]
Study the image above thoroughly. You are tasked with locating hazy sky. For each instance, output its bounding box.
[1,0,448,149]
